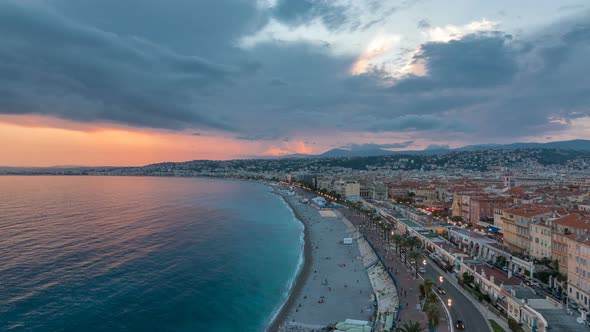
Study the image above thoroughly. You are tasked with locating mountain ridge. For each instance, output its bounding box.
[277,139,590,159]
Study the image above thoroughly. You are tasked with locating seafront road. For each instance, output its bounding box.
[338,202,491,332]
[293,187,492,332]
[423,260,491,332]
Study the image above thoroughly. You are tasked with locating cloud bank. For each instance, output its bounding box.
[0,0,588,153]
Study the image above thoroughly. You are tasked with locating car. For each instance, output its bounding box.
[419,267,426,273]
[502,266,508,272]
[437,287,446,295]
[455,320,465,330]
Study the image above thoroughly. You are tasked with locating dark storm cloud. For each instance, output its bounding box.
[271,0,423,32]
[272,0,348,30]
[368,115,472,133]
[0,1,251,130]
[394,32,519,92]
[49,0,266,60]
[1,0,589,145]
[461,18,590,137]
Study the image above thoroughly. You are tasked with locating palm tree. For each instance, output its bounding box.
[397,320,426,332]
[422,278,435,296]
[406,236,420,252]
[425,302,441,332]
[420,278,436,306]
[393,235,403,254]
[424,291,438,311]
[400,238,408,261]
[384,224,391,243]
[408,251,424,278]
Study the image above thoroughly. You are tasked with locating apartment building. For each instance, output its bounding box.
[552,214,590,274]
[359,182,388,200]
[566,234,590,310]
[529,220,552,260]
[360,183,372,199]
[388,184,409,200]
[373,184,388,201]
[502,206,552,255]
[334,180,360,198]
[452,192,463,218]
[410,185,437,204]
[494,207,507,231]
[470,195,510,223]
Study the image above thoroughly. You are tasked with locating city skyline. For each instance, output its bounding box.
[1,0,589,166]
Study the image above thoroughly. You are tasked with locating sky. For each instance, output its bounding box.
[1,0,589,166]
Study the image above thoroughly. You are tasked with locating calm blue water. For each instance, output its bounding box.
[0,176,303,332]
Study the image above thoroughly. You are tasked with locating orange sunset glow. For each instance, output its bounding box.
[0,117,251,166]
[0,116,323,166]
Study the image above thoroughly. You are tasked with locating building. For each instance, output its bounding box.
[452,192,463,218]
[360,183,373,199]
[359,182,389,201]
[410,185,437,204]
[470,195,510,223]
[529,220,552,260]
[316,177,333,192]
[493,207,507,231]
[373,184,388,201]
[566,233,590,310]
[388,184,409,200]
[552,214,590,275]
[335,180,360,198]
[502,206,552,255]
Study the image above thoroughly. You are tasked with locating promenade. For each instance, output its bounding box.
[339,207,451,332]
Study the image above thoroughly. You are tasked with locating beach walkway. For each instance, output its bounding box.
[340,207,451,332]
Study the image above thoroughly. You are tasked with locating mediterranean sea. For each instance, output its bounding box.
[0,176,303,332]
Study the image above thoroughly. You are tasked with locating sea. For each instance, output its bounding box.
[0,176,304,332]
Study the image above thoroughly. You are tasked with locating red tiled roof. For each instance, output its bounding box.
[504,206,552,218]
[553,214,590,229]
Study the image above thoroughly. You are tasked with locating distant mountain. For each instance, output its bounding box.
[278,139,590,159]
[318,148,398,158]
[458,139,590,152]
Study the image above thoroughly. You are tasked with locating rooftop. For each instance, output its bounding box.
[504,206,552,218]
[553,214,590,230]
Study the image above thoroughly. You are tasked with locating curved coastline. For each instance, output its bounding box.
[266,189,311,332]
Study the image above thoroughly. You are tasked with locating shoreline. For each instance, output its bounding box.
[268,189,375,330]
[267,190,313,332]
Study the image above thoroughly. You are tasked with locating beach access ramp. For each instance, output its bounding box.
[334,319,371,332]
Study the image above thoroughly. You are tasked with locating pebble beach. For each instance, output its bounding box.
[269,190,391,331]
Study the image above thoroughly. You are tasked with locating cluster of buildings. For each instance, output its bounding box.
[296,171,590,330]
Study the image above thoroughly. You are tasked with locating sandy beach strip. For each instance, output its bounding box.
[269,190,375,331]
